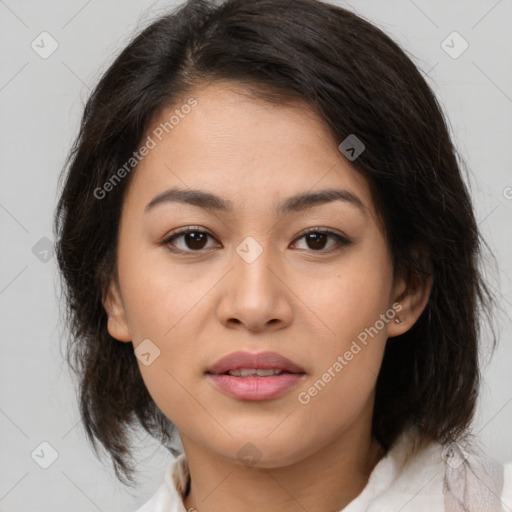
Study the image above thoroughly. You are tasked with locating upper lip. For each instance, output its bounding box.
[206,351,306,375]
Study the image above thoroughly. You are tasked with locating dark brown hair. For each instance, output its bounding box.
[54,0,495,486]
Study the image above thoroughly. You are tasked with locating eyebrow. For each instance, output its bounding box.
[144,186,366,216]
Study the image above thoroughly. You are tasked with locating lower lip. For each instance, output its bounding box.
[207,372,305,401]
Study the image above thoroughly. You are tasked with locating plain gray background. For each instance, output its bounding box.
[1,0,511,510]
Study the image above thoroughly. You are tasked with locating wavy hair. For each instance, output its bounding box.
[54,0,496,485]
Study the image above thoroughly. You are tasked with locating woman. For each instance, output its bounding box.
[53,0,512,510]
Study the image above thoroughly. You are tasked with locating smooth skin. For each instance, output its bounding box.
[104,81,432,512]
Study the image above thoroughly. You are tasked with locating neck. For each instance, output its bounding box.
[181,424,385,512]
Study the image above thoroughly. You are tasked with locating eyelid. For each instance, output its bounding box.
[161,225,217,245]
[296,226,350,242]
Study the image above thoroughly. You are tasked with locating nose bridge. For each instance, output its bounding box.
[216,233,292,330]
[232,234,279,299]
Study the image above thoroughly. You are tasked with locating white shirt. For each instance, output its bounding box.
[135,428,512,511]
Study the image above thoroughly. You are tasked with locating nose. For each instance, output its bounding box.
[216,241,293,333]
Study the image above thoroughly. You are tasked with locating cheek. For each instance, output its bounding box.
[296,285,390,437]
[298,241,393,405]
[295,352,382,454]
[117,238,203,340]
[305,246,393,339]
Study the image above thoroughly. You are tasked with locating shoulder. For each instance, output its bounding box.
[344,427,512,512]
[442,436,511,512]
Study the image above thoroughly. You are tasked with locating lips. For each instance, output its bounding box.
[205,350,306,375]
[205,351,306,401]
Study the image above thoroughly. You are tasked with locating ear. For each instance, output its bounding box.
[103,280,132,342]
[387,269,433,339]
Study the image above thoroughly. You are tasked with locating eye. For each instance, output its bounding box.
[162,226,219,253]
[291,227,351,253]
[161,226,351,254]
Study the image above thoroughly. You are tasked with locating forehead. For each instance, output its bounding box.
[125,81,375,218]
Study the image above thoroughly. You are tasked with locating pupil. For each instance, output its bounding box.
[308,233,326,250]
[186,232,207,250]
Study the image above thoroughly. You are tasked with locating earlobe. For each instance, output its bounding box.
[103,281,132,342]
[388,272,433,338]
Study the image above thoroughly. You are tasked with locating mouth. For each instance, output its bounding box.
[205,351,306,401]
[218,368,299,377]
[205,350,306,375]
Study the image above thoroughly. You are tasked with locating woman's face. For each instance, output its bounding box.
[105,81,418,467]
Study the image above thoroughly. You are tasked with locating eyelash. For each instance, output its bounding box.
[161,226,351,255]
